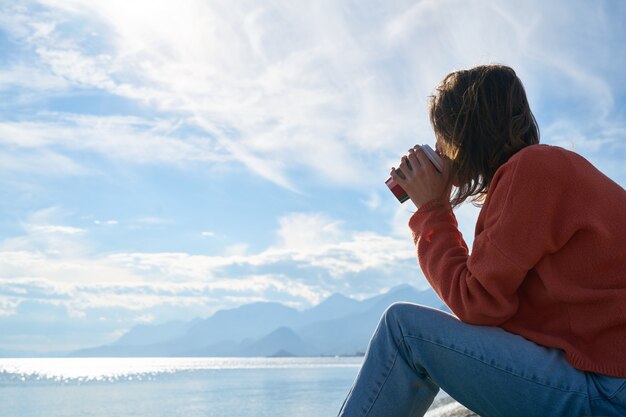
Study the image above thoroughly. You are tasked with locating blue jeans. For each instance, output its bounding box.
[337,303,626,417]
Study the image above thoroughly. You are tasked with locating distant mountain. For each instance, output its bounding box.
[113,319,199,346]
[239,327,315,357]
[297,284,446,355]
[361,284,445,311]
[72,302,302,357]
[300,293,362,323]
[70,284,447,358]
[177,302,302,350]
[72,343,168,358]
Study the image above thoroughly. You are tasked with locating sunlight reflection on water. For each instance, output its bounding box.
[0,357,459,417]
[0,356,363,383]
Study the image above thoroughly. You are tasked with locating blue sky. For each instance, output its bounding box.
[1,0,625,353]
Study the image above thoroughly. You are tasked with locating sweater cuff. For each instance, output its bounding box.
[409,199,451,227]
[408,200,452,244]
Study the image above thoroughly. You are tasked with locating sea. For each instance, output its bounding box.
[0,357,455,417]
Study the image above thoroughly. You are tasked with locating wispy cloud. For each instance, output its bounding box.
[133,216,171,226]
[0,114,227,166]
[0,211,419,320]
[94,219,118,226]
[3,0,624,192]
[26,224,86,235]
[108,221,415,282]
[2,1,430,189]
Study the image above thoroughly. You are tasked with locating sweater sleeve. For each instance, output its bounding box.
[409,148,573,325]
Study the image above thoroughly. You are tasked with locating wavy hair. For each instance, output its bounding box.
[429,64,540,208]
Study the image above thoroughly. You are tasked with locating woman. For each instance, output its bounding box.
[337,65,626,417]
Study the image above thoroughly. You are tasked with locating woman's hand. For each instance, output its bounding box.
[390,145,452,209]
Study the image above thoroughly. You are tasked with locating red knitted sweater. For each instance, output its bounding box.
[409,144,626,378]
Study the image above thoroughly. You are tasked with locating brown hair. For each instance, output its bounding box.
[429,64,539,208]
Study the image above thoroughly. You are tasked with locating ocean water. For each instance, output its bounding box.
[0,357,454,417]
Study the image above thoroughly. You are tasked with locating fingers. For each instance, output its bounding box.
[391,145,437,182]
[412,145,437,174]
[399,154,412,177]
[407,148,419,169]
[414,147,429,171]
[407,147,432,174]
[390,166,399,181]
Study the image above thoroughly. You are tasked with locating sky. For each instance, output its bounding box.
[0,0,625,353]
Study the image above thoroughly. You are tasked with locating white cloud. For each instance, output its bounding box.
[2,0,624,193]
[37,48,117,90]
[2,0,425,189]
[0,273,327,318]
[275,212,345,250]
[542,119,623,153]
[0,64,68,92]
[0,297,20,317]
[0,148,86,176]
[0,114,228,166]
[362,191,382,210]
[0,208,91,257]
[133,216,171,225]
[26,224,86,235]
[94,220,118,226]
[108,212,418,280]
[0,211,420,318]
[223,244,248,257]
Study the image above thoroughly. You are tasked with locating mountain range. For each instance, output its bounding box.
[71,284,448,358]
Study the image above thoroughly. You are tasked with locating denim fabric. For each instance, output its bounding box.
[337,303,626,417]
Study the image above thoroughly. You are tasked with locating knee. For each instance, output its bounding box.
[384,301,414,318]
[382,302,416,330]
[381,302,439,335]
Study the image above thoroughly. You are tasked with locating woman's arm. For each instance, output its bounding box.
[408,146,572,325]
